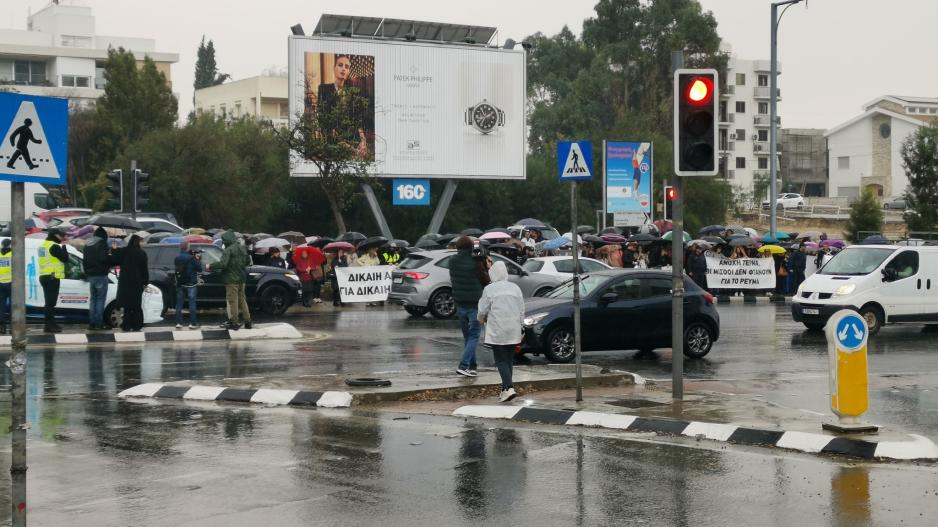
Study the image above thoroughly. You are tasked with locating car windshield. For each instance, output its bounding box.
[544,274,610,299]
[820,247,895,275]
[523,260,544,272]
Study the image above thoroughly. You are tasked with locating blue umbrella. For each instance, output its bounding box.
[761,234,780,244]
[544,236,572,250]
[861,235,890,245]
[159,236,184,245]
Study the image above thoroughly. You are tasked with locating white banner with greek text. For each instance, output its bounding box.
[335,266,393,303]
[705,257,776,289]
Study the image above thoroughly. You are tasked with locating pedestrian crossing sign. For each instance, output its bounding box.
[557,141,593,181]
[0,93,68,185]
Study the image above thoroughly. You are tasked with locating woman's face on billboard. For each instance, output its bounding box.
[334,57,351,82]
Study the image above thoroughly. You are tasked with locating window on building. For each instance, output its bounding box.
[735,101,746,113]
[735,129,746,141]
[931,108,937,114]
[838,156,850,170]
[61,75,90,88]
[234,102,242,118]
[219,104,227,118]
[735,73,746,86]
[758,75,769,87]
[736,157,746,169]
[758,129,768,142]
[908,107,917,114]
[758,157,768,169]
[280,103,289,119]
[14,60,45,85]
[758,102,769,114]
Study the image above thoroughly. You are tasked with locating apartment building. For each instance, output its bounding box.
[779,128,828,197]
[194,72,289,127]
[718,56,781,204]
[0,2,178,108]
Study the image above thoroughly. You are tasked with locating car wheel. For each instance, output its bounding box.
[428,289,455,319]
[104,302,123,329]
[859,305,884,336]
[534,287,552,298]
[544,325,575,363]
[803,322,825,331]
[404,306,428,318]
[260,284,290,316]
[683,322,714,358]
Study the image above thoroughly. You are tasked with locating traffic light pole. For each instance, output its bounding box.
[130,159,137,220]
[670,50,684,401]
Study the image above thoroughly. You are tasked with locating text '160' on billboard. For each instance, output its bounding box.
[288,36,526,180]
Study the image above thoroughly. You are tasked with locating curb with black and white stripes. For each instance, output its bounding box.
[453,406,938,461]
[119,383,352,408]
[0,322,303,347]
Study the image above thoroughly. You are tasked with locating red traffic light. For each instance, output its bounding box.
[666,186,677,201]
[686,77,713,105]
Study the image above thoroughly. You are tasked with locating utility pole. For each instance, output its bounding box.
[670,50,684,400]
[9,183,27,526]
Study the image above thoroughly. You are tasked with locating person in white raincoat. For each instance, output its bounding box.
[478,261,525,402]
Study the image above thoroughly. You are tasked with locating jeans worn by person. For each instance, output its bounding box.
[491,344,515,391]
[176,285,199,326]
[457,305,481,371]
[88,275,109,328]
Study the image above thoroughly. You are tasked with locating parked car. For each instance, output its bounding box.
[792,245,938,335]
[47,215,91,230]
[521,269,719,362]
[762,193,805,210]
[883,197,907,210]
[143,243,300,316]
[388,249,565,319]
[116,211,180,226]
[136,217,184,234]
[523,256,611,277]
[1,237,163,327]
[34,208,93,225]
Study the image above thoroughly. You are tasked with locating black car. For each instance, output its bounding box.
[143,243,301,316]
[521,270,720,362]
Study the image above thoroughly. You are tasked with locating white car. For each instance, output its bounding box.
[5,237,163,327]
[522,256,611,277]
[762,193,805,210]
[135,217,183,234]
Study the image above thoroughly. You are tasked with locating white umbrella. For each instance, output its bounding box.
[254,237,291,249]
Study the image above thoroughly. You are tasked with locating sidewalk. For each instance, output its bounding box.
[0,322,307,347]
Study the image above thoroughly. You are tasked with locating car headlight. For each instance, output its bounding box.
[285,273,300,282]
[834,284,856,296]
[523,312,549,326]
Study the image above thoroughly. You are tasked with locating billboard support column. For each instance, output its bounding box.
[427,180,458,235]
[360,183,393,239]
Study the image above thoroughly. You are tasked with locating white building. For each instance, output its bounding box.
[194,72,289,126]
[825,96,937,201]
[0,2,178,109]
[718,54,782,204]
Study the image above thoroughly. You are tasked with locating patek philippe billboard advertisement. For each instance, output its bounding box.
[288,36,526,179]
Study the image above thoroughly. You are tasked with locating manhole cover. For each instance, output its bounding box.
[605,398,669,409]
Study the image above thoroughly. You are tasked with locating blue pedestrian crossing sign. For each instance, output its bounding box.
[834,312,867,351]
[0,92,68,185]
[558,141,593,181]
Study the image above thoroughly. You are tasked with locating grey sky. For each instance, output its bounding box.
[9,1,937,129]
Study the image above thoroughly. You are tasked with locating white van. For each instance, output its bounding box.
[4,238,163,327]
[791,245,938,335]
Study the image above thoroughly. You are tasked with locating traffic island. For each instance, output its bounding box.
[119,382,352,408]
[0,322,304,347]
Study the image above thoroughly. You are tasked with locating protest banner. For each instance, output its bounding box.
[335,266,393,303]
[705,257,775,289]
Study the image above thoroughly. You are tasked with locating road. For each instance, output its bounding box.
[1,302,937,525]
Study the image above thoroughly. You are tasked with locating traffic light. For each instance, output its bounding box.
[133,169,150,212]
[106,169,123,211]
[673,69,719,176]
[664,185,677,220]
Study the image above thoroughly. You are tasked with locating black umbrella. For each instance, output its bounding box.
[359,236,388,250]
[583,234,607,246]
[600,226,623,235]
[628,233,658,244]
[702,236,726,245]
[308,237,335,248]
[489,242,520,252]
[729,237,755,248]
[516,218,547,226]
[415,239,443,250]
[339,231,367,243]
[417,233,441,243]
[86,214,142,230]
[437,233,460,245]
[861,235,890,245]
[698,225,725,236]
[577,225,596,234]
[387,239,410,248]
[461,228,484,237]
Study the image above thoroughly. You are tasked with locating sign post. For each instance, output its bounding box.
[558,140,592,402]
[0,92,69,526]
[823,310,878,433]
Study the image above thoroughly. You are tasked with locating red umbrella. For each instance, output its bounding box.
[600,233,627,244]
[653,219,673,234]
[323,241,355,253]
[184,235,213,244]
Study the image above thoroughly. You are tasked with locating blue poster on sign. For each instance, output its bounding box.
[392,179,430,206]
[557,141,593,181]
[605,141,652,217]
[0,92,68,185]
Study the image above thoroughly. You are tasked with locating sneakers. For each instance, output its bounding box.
[456,368,478,378]
[312,298,323,304]
[243,321,252,330]
[499,388,517,403]
[221,322,240,331]
[188,324,200,330]
[175,324,183,330]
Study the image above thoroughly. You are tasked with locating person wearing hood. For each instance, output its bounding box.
[208,230,252,330]
[39,228,69,333]
[83,227,113,330]
[450,236,490,377]
[477,261,524,402]
[108,234,149,331]
[0,239,11,334]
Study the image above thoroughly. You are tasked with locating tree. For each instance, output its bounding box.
[844,189,884,243]
[96,47,177,146]
[901,123,938,232]
[193,36,228,95]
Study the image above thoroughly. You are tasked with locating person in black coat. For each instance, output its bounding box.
[110,234,149,331]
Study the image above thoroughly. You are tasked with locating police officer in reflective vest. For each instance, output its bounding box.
[0,239,11,334]
[39,228,68,333]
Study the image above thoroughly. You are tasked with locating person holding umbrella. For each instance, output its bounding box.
[38,228,69,333]
[109,234,149,332]
[208,230,252,330]
[328,248,350,307]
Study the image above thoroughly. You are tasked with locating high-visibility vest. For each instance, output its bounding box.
[38,240,65,279]
[0,251,10,284]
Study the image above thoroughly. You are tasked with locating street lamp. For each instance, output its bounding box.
[770,0,806,238]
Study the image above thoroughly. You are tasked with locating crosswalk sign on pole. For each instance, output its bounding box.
[0,93,68,185]
[558,141,593,181]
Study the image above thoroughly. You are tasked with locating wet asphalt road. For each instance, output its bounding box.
[1,302,937,525]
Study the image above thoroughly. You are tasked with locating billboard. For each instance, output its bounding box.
[605,141,652,226]
[288,36,526,179]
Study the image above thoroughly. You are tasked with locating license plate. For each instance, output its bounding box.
[393,277,403,284]
[802,308,819,315]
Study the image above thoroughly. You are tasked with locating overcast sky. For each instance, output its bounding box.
[8,0,937,129]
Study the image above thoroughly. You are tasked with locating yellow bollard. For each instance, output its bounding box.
[823,310,878,433]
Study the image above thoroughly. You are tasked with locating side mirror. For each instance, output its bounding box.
[882,268,897,282]
[600,292,618,305]
[519,269,529,277]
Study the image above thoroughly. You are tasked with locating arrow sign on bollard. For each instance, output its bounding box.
[824,310,878,434]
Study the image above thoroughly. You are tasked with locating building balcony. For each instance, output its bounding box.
[726,169,736,180]
[718,113,735,127]
[719,141,736,153]
[721,85,735,98]
[753,60,781,74]
[753,86,781,100]
[753,115,780,127]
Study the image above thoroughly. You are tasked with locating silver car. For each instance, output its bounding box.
[389,249,565,319]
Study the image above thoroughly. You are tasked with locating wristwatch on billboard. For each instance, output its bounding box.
[465,99,505,134]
